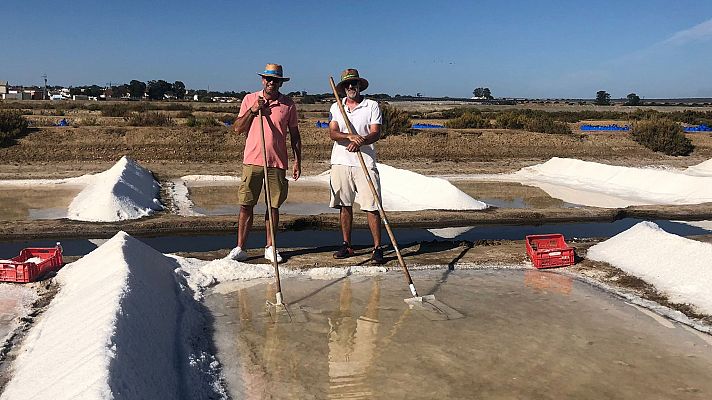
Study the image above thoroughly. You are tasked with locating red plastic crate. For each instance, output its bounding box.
[525,234,575,269]
[0,243,64,283]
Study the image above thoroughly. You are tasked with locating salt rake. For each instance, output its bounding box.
[328,77,463,321]
[256,105,306,324]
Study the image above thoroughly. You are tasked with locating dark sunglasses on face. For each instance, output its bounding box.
[345,80,359,88]
[264,77,280,83]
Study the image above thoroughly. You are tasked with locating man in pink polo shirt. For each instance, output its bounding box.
[228,63,302,262]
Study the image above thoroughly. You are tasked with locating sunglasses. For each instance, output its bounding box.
[264,76,281,83]
[345,80,360,88]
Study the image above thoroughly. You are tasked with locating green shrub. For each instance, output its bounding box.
[445,111,491,128]
[78,116,98,126]
[101,104,131,117]
[523,116,571,135]
[0,110,29,145]
[186,115,219,127]
[441,107,478,119]
[494,110,571,134]
[380,104,411,137]
[300,95,317,104]
[493,111,526,129]
[161,103,192,111]
[218,114,236,125]
[125,112,173,126]
[631,118,693,156]
[629,109,661,121]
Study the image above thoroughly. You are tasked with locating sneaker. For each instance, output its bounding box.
[227,246,248,261]
[371,247,385,265]
[264,246,283,263]
[333,242,355,259]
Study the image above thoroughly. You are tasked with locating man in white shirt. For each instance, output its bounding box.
[328,68,385,264]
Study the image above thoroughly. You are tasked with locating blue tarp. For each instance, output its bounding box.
[684,124,711,132]
[55,118,69,127]
[581,123,711,132]
[315,121,329,128]
[580,124,630,131]
[412,123,445,129]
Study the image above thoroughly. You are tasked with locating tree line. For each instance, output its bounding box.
[595,90,641,106]
[67,80,252,101]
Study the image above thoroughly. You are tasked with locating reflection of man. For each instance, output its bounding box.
[328,278,381,398]
[235,284,300,399]
[228,63,302,263]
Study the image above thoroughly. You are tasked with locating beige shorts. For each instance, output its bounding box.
[329,164,381,212]
[238,164,288,207]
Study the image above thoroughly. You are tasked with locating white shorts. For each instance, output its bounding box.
[329,164,381,212]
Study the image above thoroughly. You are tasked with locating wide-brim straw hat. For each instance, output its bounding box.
[336,68,369,95]
[257,63,290,82]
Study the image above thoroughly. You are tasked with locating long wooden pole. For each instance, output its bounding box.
[328,77,419,297]
[258,105,283,304]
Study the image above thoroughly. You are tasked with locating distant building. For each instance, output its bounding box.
[4,91,33,100]
[211,96,239,103]
[0,80,7,95]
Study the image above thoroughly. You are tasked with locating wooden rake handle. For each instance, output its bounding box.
[258,106,283,302]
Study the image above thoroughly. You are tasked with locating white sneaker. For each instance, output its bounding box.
[264,246,283,263]
[227,246,248,261]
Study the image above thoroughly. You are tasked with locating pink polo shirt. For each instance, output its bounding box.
[239,90,298,170]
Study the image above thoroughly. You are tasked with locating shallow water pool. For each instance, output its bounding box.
[0,187,80,220]
[206,270,712,399]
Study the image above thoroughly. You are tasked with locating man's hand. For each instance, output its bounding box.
[348,134,365,146]
[292,160,301,180]
[251,97,266,115]
[346,142,360,152]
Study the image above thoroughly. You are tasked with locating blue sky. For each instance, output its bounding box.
[3,0,712,98]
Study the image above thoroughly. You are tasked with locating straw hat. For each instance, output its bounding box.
[257,63,290,81]
[336,68,369,95]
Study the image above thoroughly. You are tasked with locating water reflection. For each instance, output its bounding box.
[328,279,380,399]
[208,272,712,399]
[524,270,573,295]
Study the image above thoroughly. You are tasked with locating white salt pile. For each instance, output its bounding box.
[378,164,487,211]
[587,221,712,315]
[67,156,163,221]
[684,158,712,177]
[0,232,226,400]
[511,157,712,207]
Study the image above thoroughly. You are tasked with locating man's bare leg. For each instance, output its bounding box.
[238,205,254,248]
[265,207,279,247]
[340,206,353,244]
[366,210,381,249]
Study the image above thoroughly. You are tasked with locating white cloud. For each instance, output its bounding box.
[661,18,712,46]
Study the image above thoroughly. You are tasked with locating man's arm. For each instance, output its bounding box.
[362,124,381,145]
[289,125,302,180]
[329,120,365,146]
[344,124,380,152]
[233,97,264,135]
